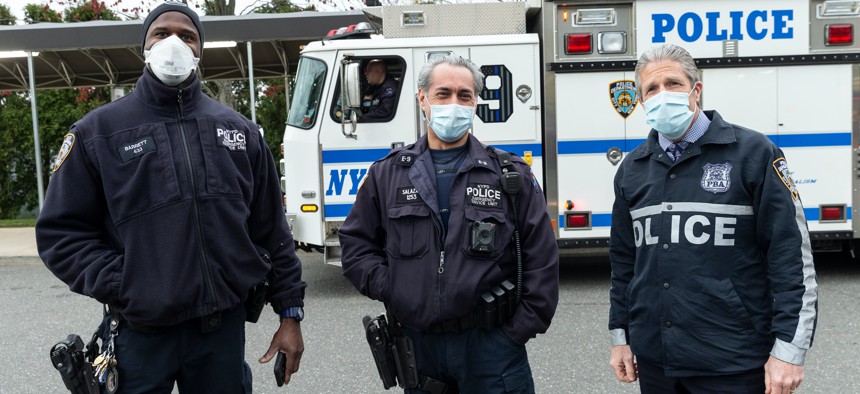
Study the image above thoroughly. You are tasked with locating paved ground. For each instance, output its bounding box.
[0,227,38,258]
[1,230,858,393]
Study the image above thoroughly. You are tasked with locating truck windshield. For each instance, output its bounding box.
[287,57,327,129]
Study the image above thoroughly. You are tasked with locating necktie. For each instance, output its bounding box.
[667,141,689,161]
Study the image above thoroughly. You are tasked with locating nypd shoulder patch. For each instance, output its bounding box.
[773,157,799,201]
[530,169,542,193]
[52,133,75,173]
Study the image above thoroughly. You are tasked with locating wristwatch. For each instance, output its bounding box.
[279,306,304,322]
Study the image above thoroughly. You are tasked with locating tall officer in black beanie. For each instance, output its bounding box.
[37,1,307,393]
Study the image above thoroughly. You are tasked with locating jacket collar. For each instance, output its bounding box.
[398,133,496,172]
[630,110,737,161]
[133,68,203,114]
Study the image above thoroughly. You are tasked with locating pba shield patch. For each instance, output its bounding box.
[609,80,637,119]
[701,163,732,193]
[52,133,75,173]
[773,157,799,201]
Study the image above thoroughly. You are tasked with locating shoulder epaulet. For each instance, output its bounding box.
[379,144,418,167]
[487,146,527,166]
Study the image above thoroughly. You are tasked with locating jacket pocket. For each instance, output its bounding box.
[197,118,252,197]
[97,126,182,222]
[386,205,433,259]
[461,206,510,259]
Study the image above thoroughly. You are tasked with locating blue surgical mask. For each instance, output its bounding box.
[425,97,475,143]
[643,88,696,140]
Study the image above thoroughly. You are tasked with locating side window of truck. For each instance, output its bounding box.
[330,56,406,123]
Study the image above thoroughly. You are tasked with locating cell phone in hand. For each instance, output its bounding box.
[274,352,286,387]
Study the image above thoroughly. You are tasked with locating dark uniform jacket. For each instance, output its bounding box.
[609,110,818,376]
[37,69,306,326]
[339,134,559,345]
[359,77,398,122]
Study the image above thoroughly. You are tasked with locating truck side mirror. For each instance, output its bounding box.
[343,62,362,108]
[340,60,361,139]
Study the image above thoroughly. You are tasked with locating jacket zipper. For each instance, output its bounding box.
[176,90,219,312]
[432,206,444,317]
[434,215,444,274]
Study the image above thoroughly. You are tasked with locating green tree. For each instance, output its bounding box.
[252,0,310,13]
[24,4,63,23]
[0,93,38,218]
[64,0,119,22]
[0,2,115,218]
[0,4,16,25]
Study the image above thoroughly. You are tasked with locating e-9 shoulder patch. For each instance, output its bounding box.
[772,157,799,201]
[52,133,75,173]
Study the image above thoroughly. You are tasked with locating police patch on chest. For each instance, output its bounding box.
[466,183,502,208]
[700,162,732,193]
[216,128,246,151]
[117,135,156,163]
[396,187,422,204]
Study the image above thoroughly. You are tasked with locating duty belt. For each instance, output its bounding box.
[425,279,518,334]
[426,311,482,334]
[118,309,226,334]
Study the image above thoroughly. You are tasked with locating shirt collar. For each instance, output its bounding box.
[658,108,711,151]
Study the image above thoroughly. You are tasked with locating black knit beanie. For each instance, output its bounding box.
[140,2,205,53]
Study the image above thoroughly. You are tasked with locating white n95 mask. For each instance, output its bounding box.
[144,35,200,86]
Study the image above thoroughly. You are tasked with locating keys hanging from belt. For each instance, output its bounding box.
[92,315,120,394]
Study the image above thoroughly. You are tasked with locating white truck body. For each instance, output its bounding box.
[282,0,859,264]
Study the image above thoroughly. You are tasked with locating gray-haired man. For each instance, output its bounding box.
[339,56,559,393]
[608,43,818,394]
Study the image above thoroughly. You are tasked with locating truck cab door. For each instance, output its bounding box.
[319,49,415,223]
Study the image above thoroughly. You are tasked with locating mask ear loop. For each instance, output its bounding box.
[422,94,432,124]
[688,85,699,113]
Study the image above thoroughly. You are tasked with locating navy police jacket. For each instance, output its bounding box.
[339,134,559,344]
[359,77,398,122]
[37,69,306,326]
[608,111,818,376]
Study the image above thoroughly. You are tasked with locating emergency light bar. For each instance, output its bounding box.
[324,22,376,40]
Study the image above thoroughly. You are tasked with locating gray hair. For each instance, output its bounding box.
[634,44,699,98]
[417,55,485,94]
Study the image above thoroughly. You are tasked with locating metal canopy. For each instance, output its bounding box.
[0,11,366,90]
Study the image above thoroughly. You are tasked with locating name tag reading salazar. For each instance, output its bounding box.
[397,186,422,204]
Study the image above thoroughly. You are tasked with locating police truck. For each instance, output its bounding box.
[281,0,858,264]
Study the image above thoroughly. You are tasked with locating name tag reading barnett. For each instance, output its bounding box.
[466,183,502,208]
[118,135,156,162]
